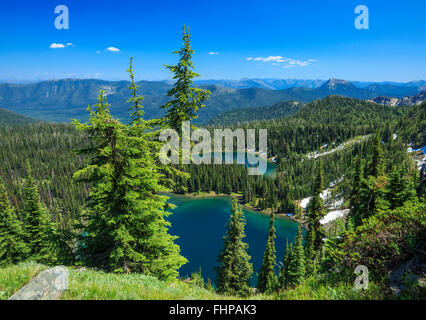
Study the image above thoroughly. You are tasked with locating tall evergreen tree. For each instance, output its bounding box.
[369,131,385,177]
[74,63,187,280]
[0,176,28,266]
[127,56,144,124]
[286,224,306,286]
[388,167,417,209]
[216,198,253,296]
[22,161,57,264]
[257,211,278,293]
[356,134,390,220]
[161,25,210,134]
[278,238,291,289]
[348,156,365,227]
[305,161,325,264]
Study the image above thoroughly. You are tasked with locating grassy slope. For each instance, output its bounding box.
[1,263,390,300]
[62,268,231,300]
[0,262,47,300]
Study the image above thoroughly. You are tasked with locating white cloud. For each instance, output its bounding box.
[253,56,286,63]
[106,47,120,52]
[96,50,101,54]
[49,43,65,49]
[208,51,219,55]
[246,55,318,68]
[66,43,73,46]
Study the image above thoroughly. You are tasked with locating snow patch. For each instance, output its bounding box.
[320,209,350,225]
[300,197,311,209]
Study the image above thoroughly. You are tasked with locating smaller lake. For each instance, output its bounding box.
[167,194,298,286]
[210,150,277,177]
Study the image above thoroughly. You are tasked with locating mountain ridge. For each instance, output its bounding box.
[0,78,421,123]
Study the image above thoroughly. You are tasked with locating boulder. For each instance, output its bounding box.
[8,266,68,300]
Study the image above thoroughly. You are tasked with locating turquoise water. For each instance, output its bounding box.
[210,150,277,177]
[166,194,299,285]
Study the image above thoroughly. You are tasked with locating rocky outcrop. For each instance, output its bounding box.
[368,91,425,106]
[8,266,68,300]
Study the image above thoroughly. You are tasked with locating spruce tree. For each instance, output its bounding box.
[287,224,306,286]
[257,211,278,293]
[127,56,144,124]
[278,238,291,289]
[357,134,390,220]
[370,131,385,177]
[216,198,253,296]
[348,156,365,227]
[0,176,28,266]
[74,62,187,280]
[22,161,57,264]
[388,167,416,209]
[161,25,210,134]
[305,161,325,264]
[358,174,390,220]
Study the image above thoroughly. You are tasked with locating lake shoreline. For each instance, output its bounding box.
[168,191,299,222]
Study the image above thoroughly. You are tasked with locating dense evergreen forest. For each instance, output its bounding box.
[0,26,425,299]
[207,100,303,126]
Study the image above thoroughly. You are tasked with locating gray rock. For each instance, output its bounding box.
[389,258,426,296]
[8,266,69,300]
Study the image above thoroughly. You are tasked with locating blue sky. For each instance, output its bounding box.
[0,0,425,82]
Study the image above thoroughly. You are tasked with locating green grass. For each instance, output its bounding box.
[63,268,237,300]
[62,268,388,300]
[0,262,47,300]
[2,263,411,300]
[272,277,387,300]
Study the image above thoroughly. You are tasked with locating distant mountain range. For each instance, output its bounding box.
[0,78,423,124]
[4,77,425,91]
[195,78,426,91]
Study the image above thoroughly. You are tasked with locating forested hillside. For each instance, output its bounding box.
[182,96,411,213]
[0,96,417,227]
[397,101,426,147]
[208,101,303,126]
[0,123,87,224]
[0,108,39,126]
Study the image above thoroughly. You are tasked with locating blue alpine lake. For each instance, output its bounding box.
[166,194,299,286]
[212,150,277,177]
